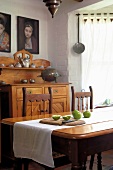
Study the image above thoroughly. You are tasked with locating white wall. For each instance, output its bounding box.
[0,0,49,60]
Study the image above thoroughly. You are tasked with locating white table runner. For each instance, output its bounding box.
[13,119,72,168]
[13,107,113,168]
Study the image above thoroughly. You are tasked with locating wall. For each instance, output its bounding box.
[0,0,49,60]
[0,0,108,87]
[47,0,107,90]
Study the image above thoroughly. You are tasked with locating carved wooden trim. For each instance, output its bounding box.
[0,49,50,68]
[13,49,33,63]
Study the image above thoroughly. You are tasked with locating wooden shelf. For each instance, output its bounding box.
[0,50,51,83]
[0,67,45,76]
[0,67,45,70]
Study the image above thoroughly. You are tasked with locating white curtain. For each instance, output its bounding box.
[81,14,113,106]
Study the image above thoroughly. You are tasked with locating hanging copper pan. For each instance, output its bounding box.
[73,14,85,54]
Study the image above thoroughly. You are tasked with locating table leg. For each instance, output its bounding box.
[14,158,22,170]
[71,165,85,170]
[69,141,87,170]
[23,158,29,170]
[71,160,86,170]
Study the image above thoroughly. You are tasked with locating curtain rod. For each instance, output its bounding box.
[81,13,113,15]
[76,13,113,16]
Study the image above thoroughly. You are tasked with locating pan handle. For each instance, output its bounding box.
[76,13,80,43]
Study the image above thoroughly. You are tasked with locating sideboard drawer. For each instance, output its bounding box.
[45,86,67,96]
[16,87,43,98]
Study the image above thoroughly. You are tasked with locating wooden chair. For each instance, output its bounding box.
[71,86,102,170]
[71,86,93,111]
[22,87,52,116]
[21,87,70,170]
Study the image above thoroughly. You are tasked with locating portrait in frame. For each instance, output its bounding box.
[17,16,39,54]
[0,12,11,52]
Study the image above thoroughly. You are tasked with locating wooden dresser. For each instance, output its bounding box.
[0,50,70,164]
[0,83,70,118]
[0,49,70,119]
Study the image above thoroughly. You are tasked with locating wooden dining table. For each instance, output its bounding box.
[1,108,113,170]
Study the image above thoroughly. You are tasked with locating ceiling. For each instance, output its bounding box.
[78,0,113,12]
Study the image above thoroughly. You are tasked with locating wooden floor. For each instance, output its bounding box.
[0,150,113,170]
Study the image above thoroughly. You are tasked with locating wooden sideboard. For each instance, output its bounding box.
[0,83,70,118]
[0,49,70,118]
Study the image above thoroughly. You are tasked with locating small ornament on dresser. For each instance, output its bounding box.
[0,80,6,85]
[21,57,30,68]
[0,63,5,67]
[38,67,61,83]
[15,62,22,68]
[21,79,28,83]
[38,65,44,69]
[8,64,14,68]
[29,79,35,83]
[30,63,36,68]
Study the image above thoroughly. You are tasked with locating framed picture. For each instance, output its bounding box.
[17,16,39,54]
[0,12,11,52]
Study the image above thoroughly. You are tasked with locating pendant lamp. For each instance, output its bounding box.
[43,0,62,18]
[43,0,83,18]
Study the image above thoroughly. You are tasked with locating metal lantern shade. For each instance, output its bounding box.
[43,1,83,18]
[43,0,62,18]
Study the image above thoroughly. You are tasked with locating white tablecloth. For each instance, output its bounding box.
[13,107,113,168]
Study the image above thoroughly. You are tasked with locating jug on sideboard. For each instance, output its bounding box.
[21,57,30,68]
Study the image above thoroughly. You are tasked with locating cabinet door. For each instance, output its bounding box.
[16,87,44,117]
[45,86,69,113]
[52,97,67,113]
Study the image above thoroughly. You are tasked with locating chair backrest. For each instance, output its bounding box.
[71,86,93,111]
[22,87,53,116]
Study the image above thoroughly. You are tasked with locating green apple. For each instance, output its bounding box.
[72,110,82,120]
[83,111,91,118]
[52,115,61,120]
[62,115,71,121]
